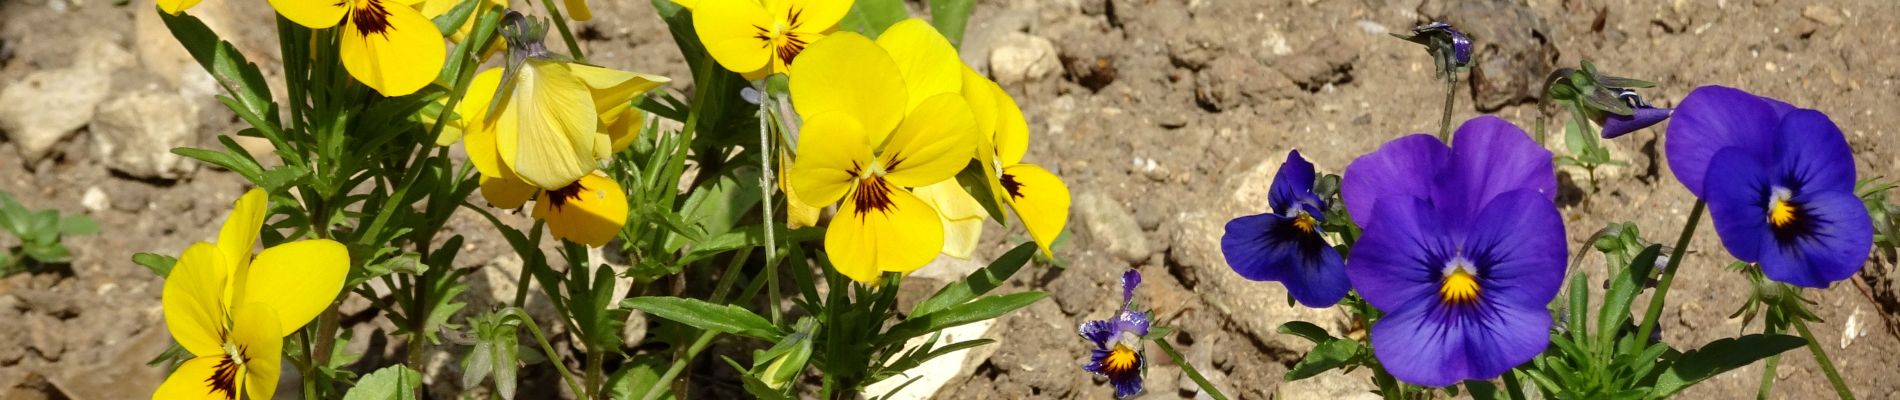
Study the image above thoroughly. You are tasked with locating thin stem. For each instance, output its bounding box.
[1792,316,1856,400]
[1502,370,1527,400]
[508,308,588,397]
[641,253,768,400]
[757,91,782,324]
[1758,321,1781,400]
[512,222,545,308]
[1155,336,1229,400]
[539,0,585,61]
[1636,199,1704,343]
[1438,73,1458,141]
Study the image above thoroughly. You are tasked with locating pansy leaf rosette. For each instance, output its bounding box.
[786,20,977,284]
[1341,116,1568,387]
[1220,149,1349,308]
[1666,86,1873,287]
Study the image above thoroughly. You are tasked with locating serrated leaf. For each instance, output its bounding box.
[912,241,1036,317]
[1647,334,1804,399]
[343,365,422,400]
[622,296,785,341]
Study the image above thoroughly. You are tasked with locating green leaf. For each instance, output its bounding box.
[912,241,1036,317]
[927,0,975,47]
[878,291,1046,347]
[134,253,178,278]
[57,215,97,236]
[463,311,521,399]
[868,339,996,382]
[1599,245,1660,350]
[1277,321,1335,345]
[1647,334,1805,399]
[565,256,631,354]
[431,0,481,35]
[840,0,908,38]
[954,163,1010,226]
[174,147,267,184]
[1465,380,1498,400]
[622,296,785,341]
[156,11,281,140]
[607,355,676,400]
[343,365,423,400]
[1285,338,1361,380]
[722,357,795,400]
[257,164,311,193]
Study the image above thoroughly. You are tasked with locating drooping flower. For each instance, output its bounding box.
[1079,269,1150,399]
[268,0,448,96]
[963,67,1072,257]
[695,0,854,79]
[1393,22,1471,78]
[785,21,975,283]
[1341,116,1567,387]
[1666,86,1873,287]
[1593,88,1672,139]
[155,189,349,400]
[1220,150,1348,307]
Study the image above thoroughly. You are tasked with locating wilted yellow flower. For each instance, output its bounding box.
[786,20,974,284]
[268,0,447,96]
[694,0,853,79]
[154,189,349,400]
[963,68,1071,256]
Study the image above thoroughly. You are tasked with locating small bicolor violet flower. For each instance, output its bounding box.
[1666,86,1873,287]
[1595,88,1672,139]
[1341,116,1567,387]
[1079,269,1150,399]
[1220,150,1348,307]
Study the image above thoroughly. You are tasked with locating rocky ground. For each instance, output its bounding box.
[3,0,1899,398]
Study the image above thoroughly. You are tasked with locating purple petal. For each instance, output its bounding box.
[1343,134,1450,226]
[1270,150,1321,215]
[1666,86,1778,197]
[1461,190,1567,307]
[1772,109,1856,194]
[1082,348,1110,374]
[1760,190,1874,288]
[1221,213,1296,282]
[1371,299,1551,387]
[1443,116,1556,221]
[1079,319,1115,348]
[1600,107,1672,139]
[1109,352,1146,398]
[1346,196,1454,313]
[1114,309,1151,338]
[1704,147,1773,263]
[1119,269,1141,305]
[1284,239,1350,308]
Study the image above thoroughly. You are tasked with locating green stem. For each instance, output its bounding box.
[1635,200,1704,344]
[756,90,782,324]
[1154,336,1228,400]
[1792,316,1856,400]
[508,308,588,397]
[641,253,768,400]
[539,0,585,61]
[1502,370,1527,400]
[1438,73,1457,141]
[1758,321,1781,400]
[512,222,545,308]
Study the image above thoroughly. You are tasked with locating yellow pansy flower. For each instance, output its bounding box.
[963,68,1071,256]
[532,172,631,246]
[786,21,975,284]
[155,189,349,400]
[268,0,447,96]
[694,0,854,79]
[913,180,986,259]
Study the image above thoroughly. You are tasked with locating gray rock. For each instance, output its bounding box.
[91,90,203,180]
[25,314,63,361]
[1275,369,1382,400]
[956,8,1035,74]
[989,32,1062,87]
[1430,0,1556,111]
[1274,36,1357,91]
[0,69,112,165]
[1077,192,1152,264]
[1196,56,1299,112]
[1802,5,1846,27]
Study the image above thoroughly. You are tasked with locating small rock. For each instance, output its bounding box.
[1196,56,1298,112]
[1168,28,1223,71]
[989,32,1061,86]
[1801,5,1846,27]
[863,319,999,399]
[0,318,25,365]
[1275,369,1381,400]
[80,187,108,212]
[955,9,1034,74]
[1076,193,1152,264]
[16,291,78,319]
[0,68,113,165]
[1274,36,1356,91]
[26,314,64,361]
[91,90,203,180]
[1437,0,1556,111]
[1058,40,1119,92]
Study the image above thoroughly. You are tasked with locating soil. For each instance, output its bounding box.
[3,0,1899,399]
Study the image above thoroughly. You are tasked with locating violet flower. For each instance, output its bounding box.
[1597,88,1673,139]
[1221,150,1349,307]
[1666,86,1873,287]
[1079,269,1150,398]
[1341,116,1567,386]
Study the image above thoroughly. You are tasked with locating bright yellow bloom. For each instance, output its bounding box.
[786,21,975,283]
[155,189,349,400]
[533,173,631,246]
[963,67,1071,256]
[269,0,447,96]
[694,0,853,79]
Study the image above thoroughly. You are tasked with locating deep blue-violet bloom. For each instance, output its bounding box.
[1220,150,1349,307]
[1596,88,1673,139]
[1666,85,1873,287]
[1079,269,1150,398]
[1340,116,1568,387]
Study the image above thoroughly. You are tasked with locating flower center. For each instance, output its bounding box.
[752,8,809,65]
[1439,258,1481,305]
[1291,212,1318,233]
[207,341,247,399]
[846,162,896,216]
[543,180,589,211]
[1103,343,1139,374]
[349,0,395,36]
[1001,172,1026,200]
[1767,187,1799,228]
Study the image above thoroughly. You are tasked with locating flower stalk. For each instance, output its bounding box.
[1154,336,1229,400]
[1636,200,1703,345]
[1791,305,1855,400]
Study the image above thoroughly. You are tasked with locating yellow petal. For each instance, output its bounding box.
[960,67,1000,154]
[499,61,600,190]
[881,94,976,187]
[217,189,267,279]
[780,153,822,229]
[533,173,629,247]
[480,174,538,209]
[245,240,349,333]
[913,180,986,258]
[991,82,1030,167]
[268,0,347,29]
[1003,164,1070,256]
[229,303,283,400]
[789,33,907,145]
[694,0,773,76]
[162,242,228,357]
[156,0,204,15]
[152,356,228,400]
[785,0,852,35]
[569,63,669,117]
[563,0,592,20]
[604,104,644,154]
[875,19,962,113]
[788,113,874,206]
[825,181,942,283]
[459,68,506,177]
[339,3,447,96]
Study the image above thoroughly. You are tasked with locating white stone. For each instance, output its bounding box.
[862,319,998,400]
[80,187,108,212]
[988,32,1061,86]
[1,68,113,164]
[90,90,202,180]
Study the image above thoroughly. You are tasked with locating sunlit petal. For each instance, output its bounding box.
[498,61,600,190]
[789,33,907,144]
[787,0,852,34]
[825,183,943,282]
[914,180,986,258]
[881,94,976,187]
[563,0,592,20]
[693,0,773,76]
[244,240,349,333]
[162,242,228,357]
[789,113,875,206]
[1003,164,1070,256]
[459,68,506,177]
[152,356,227,400]
[338,3,446,96]
[267,0,348,29]
[569,64,669,117]
[875,19,962,113]
[990,82,1030,167]
[533,174,630,247]
[157,0,205,15]
[229,304,283,400]
[216,189,267,280]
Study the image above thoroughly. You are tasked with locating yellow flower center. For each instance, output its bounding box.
[754,8,810,64]
[1769,199,1798,228]
[349,0,395,36]
[209,341,248,399]
[1439,261,1480,305]
[1103,343,1139,374]
[1292,213,1318,233]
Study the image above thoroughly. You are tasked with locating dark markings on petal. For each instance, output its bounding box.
[206,349,245,399]
[847,164,896,218]
[350,0,395,37]
[777,31,808,65]
[544,180,588,211]
[1001,173,1026,200]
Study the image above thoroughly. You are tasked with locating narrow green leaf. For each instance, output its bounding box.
[879,291,1046,347]
[1277,321,1335,345]
[622,296,785,341]
[927,0,975,47]
[1285,338,1361,380]
[912,241,1036,317]
[134,253,178,278]
[1599,245,1660,350]
[174,147,266,184]
[840,0,908,38]
[1647,334,1805,399]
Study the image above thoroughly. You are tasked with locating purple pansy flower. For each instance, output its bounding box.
[1220,150,1349,307]
[1666,85,1873,287]
[1079,269,1150,398]
[1341,116,1568,387]
[1597,89,1673,139]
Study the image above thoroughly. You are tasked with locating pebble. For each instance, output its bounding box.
[80,187,108,212]
[0,68,112,166]
[989,32,1061,86]
[90,90,203,180]
[1076,192,1153,264]
[1802,5,1846,27]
